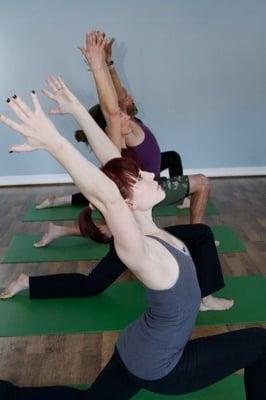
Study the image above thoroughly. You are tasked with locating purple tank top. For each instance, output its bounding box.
[121,119,161,177]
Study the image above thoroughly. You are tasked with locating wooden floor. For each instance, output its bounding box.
[0,177,265,386]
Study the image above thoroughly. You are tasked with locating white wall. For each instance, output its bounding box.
[0,0,265,182]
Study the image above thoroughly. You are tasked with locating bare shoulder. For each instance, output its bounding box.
[118,235,180,290]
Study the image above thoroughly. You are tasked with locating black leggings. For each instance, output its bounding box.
[29,224,224,299]
[2,328,266,399]
[160,150,183,177]
[71,151,184,206]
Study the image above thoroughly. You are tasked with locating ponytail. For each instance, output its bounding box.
[78,206,111,244]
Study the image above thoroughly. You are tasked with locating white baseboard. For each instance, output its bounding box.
[160,166,266,179]
[0,174,73,187]
[185,166,266,177]
[0,167,265,186]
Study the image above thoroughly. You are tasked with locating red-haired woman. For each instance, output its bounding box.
[0,75,231,312]
[0,87,265,399]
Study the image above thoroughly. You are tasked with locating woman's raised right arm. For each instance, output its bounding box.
[0,93,147,273]
[0,93,118,209]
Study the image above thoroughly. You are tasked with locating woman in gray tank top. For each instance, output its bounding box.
[0,74,265,399]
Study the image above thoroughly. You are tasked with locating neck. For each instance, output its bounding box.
[132,209,161,236]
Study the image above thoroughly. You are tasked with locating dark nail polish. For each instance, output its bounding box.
[32,90,35,94]
[6,98,10,103]
[12,94,17,99]
[9,150,13,153]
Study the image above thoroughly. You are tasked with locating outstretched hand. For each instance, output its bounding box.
[42,76,80,115]
[78,30,107,71]
[0,92,61,153]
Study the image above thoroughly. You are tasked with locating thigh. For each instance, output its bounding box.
[165,224,224,296]
[29,242,127,298]
[160,151,183,176]
[82,351,140,400]
[165,224,210,248]
[141,328,266,395]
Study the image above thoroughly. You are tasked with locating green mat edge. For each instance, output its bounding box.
[23,199,219,222]
[1,224,246,264]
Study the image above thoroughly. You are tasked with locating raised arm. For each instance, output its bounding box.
[0,93,146,272]
[104,37,128,104]
[104,34,138,117]
[43,76,120,165]
[79,31,123,151]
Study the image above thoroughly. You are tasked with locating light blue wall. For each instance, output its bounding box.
[0,0,265,176]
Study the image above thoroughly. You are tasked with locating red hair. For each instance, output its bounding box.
[79,157,140,243]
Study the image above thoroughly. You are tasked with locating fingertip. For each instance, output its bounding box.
[6,98,10,103]
[31,90,36,94]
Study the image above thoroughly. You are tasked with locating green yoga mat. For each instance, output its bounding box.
[152,200,219,218]
[23,200,219,222]
[0,277,265,337]
[1,225,245,264]
[1,235,109,263]
[211,225,246,254]
[74,375,245,399]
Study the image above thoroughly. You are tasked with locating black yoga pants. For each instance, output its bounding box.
[2,328,266,399]
[160,150,183,177]
[29,224,224,299]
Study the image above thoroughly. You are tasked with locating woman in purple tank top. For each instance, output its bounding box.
[0,64,265,399]
[36,30,210,228]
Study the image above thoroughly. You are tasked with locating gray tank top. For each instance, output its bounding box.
[116,236,201,380]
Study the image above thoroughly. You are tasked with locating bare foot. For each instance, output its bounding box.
[200,295,234,311]
[36,195,71,209]
[34,223,67,247]
[0,273,29,299]
[215,240,220,247]
[36,195,56,209]
[177,197,191,209]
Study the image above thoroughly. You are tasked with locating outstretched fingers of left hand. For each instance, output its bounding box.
[11,95,33,117]
[47,76,59,92]
[49,75,62,90]
[42,89,56,101]
[6,99,29,123]
[9,143,35,153]
[57,76,68,91]
[31,91,42,112]
[0,113,25,134]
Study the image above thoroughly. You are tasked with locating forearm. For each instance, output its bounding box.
[109,67,128,103]
[92,64,120,116]
[71,103,121,164]
[47,135,119,207]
